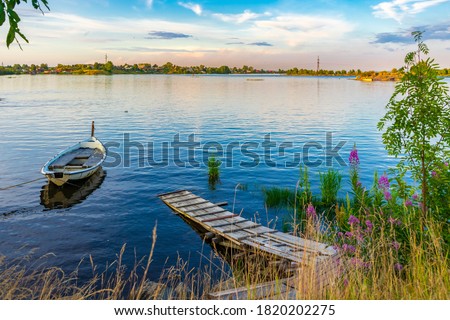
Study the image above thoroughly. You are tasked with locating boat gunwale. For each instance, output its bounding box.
[41,137,107,176]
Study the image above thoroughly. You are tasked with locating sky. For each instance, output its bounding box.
[0,0,449,70]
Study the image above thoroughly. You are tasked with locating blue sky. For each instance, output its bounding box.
[1,0,449,69]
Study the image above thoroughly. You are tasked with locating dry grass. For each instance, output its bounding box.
[1,218,448,300]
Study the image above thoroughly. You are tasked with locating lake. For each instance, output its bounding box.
[0,74,420,282]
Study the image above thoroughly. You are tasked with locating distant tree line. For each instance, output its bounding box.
[1,61,449,77]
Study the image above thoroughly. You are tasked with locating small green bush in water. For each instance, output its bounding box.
[208,155,221,187]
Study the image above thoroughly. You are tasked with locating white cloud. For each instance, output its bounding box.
[178,2,203,16]
[212,10,271,24]
[1,9,358,67]
[372,0,449,22]
[251,14,354,47]
[146,0,153,8]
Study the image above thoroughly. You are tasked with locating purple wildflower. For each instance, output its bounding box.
[431,171,437,177]
[394,263,403,271]
[350,257,361,266]
[378,174,390,190]
[384,191,392,201]
[365,220,373,232]
[350,257,369,268]
[306,203,317,218]
[342,244,356,253]
[412,194,418,200]
[445,162,449,167]
[405,199,413,207]
[348,215,360,226]
[392,241,400,251]
[349,147,360,166]
[356,232,364,243]
[345,231,354,238]
[337,232,344,238]
[388,217,402,226]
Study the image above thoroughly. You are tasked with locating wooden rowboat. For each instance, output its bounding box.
[41,122,107,186]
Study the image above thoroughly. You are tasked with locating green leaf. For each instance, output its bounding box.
[16,28,28,42]
[6,25,15,47]
[0,3,6,26]
[7,8,21,22]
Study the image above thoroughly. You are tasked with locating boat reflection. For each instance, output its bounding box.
[40,168,106,210]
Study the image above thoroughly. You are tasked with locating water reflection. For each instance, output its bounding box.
[40,168,106,210]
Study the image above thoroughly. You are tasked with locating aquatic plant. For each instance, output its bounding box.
[207,154,221,189]
[319,169,342,206]
[262,187,295,208]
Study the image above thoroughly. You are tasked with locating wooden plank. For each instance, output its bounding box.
[209,282,290,300]
[180,204,220,215]
[226,220,259,229]
[164,202,215,215]
[172,199,210,209]
[196,211,237,223]
[205,216,247,227]
[241,238,310,263]
[243,226,278,236]
[224,230,254,241]
[184,203,224,213]
[190,208,226,218]
[215,222,261,234]
[263,232,330,255]
[201,214,239,223]
[209,277,295,300]
[158,190,189,198]
[164,193,199,204]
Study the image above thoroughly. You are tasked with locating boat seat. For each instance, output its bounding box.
[49,148,95,169]
[82,149,104,168]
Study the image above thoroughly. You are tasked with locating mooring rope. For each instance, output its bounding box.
[0,177,47,191]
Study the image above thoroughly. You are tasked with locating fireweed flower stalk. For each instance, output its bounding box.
[349,144,366,209]
[349,144,360,189]
[306,203,317,219]
[378,174,390,191]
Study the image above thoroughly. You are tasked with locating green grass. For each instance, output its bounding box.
[262,187,295,208]
[207,155,221,189]
[319,169,342,206]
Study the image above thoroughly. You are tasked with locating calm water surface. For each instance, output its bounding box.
[1,74,426,281]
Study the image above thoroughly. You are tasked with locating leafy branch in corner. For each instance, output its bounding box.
[0,0,50,49]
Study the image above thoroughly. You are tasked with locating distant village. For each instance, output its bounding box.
[1,61,449,81]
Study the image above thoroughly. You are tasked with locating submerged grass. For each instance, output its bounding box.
[262,187,295,208]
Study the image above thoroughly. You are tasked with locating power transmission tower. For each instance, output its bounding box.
[316,56,320,75]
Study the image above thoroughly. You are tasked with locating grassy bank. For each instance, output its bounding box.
[1,208,448,299]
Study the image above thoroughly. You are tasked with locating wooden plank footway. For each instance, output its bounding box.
[158,190,340,300]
